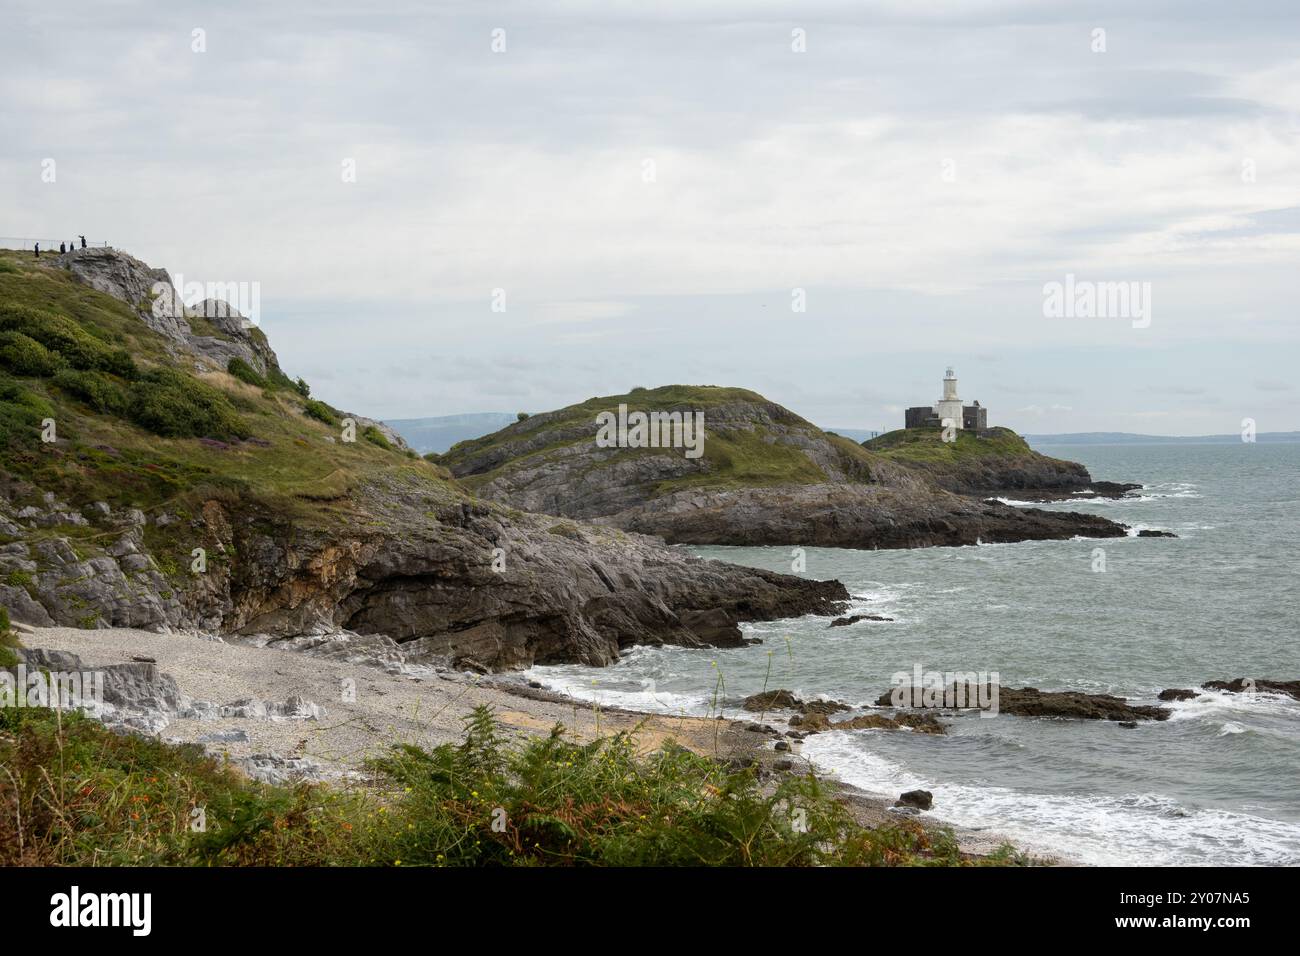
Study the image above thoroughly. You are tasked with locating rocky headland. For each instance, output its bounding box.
[0,247,845,671]
[439,387,1157,549]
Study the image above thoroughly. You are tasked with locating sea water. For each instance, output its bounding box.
[528,442,1300,865]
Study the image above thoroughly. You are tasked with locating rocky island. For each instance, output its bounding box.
[438,386,1154,549]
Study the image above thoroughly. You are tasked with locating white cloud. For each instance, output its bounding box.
[3,0,1298,431]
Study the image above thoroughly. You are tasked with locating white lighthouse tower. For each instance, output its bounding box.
[935,366,964,430]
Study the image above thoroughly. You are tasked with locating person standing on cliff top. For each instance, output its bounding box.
[79,235,86,248]
[33,242,39,257]
[59,241,66,253]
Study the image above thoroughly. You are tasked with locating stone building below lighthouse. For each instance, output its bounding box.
[904,368,987,431]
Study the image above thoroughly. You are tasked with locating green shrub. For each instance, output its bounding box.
[0,300,113,371]
[516,411,530,421]
[361,425,392,450]
[294,377,310,398]
[0,260,20,275]
[227,357,267,388]
[5,569,33,591]
[0,375,56,448]
[101,348,138,380]
[128,367,250,440]
[303,399,338,426]
[0,606,19,668]
[0,331,62,377]
[367,706,1009,867]
[53,368,128,414]
[0,299,136,377]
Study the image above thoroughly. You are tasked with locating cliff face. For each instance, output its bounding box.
[58,247,278,377]
[0,248,846,669]
[608,483,1127,548]
[440,387,1137,548]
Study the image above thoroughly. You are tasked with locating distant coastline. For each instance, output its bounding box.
[1021,431,1300,446]
[824,428,1300,446]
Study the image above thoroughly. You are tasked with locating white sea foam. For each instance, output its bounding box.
[997,481,1200,507]
[525,668,707,715]
[1162,687,1300,722]
[802,732,1300,866]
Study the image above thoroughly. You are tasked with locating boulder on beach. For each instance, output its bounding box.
[742,689,800,711]
[896,789,933,811]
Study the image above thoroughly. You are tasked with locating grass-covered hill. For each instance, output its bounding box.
[0,248,844,666]
[438,387,1132,548]
[440,384,920,518]
[862,426,1093,494]
[0,249,420,524]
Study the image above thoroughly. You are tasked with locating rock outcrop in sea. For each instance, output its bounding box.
[877,683,1170,722]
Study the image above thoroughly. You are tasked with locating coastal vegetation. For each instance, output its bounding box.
[0,247,417,524]
[862,426,1092,494]
[864,425,1035,462]
[0,608,18,668]
[0,702,1024,866]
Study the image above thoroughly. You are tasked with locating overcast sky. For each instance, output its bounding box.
[3,0,1298,434]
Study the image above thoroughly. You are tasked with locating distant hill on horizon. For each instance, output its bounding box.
[1023,431,1300,445]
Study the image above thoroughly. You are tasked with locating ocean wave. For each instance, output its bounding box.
[802,733,1300,866]
[524,667,708,715]
[1162,687,1300,722]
